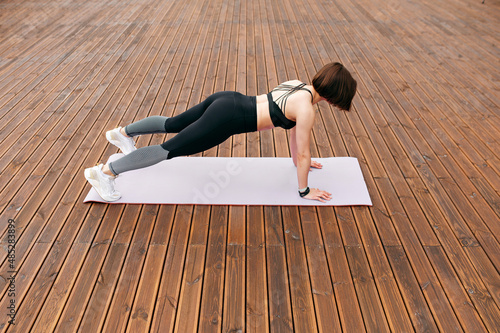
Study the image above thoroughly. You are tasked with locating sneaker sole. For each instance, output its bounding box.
[84,168,120,202]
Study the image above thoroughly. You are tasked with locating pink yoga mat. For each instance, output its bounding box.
[84,155,372,206]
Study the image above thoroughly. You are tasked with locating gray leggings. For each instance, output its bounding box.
[108,116,170,175]
[124,116,169,136]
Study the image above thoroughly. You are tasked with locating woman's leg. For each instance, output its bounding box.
[124,116,170,136]
[107,92,241,175]
[86,92,248,201]
[164,92,227,133]
[123,93,226,137]
[108,145,169,175]
[107,95,222,160]
[161,93,240,158]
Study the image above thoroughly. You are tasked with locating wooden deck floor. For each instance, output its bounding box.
[1,0,499,331]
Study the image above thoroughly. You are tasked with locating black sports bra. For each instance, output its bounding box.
[267,83,314,129]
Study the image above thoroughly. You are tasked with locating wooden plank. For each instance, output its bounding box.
[223,244,246,333]
[264,210,293,332]
[352,16,500,239]
[474,230,500,275]
[53,205,132,332]
[125,244,167,332]
[122,206,175,333]
[282,208,318,333]
[0,19,105,128]
[0,19,134,194]
[246,206,269,333]
[372,1,500,175]
[300,207,342,333]
[345,0,499,189]
[348,208,416,331]
[128,0,218,330]
[425,245,489,332]
[29,204,123,332]
[0,4,102,95]
[77,243,129,331]
[0,242,51,332]
[344,245,390,332]
[315,206,365,333]
[24,242,90,332]
[0,188,95,332]
[78,205,155,332]
[385,246,442,332]
[197,205,228,332]
[172,206,210,333]
[251,0,297,315]
[157,0,225,322]
[266,244,294,332]
[149,205,194,333]
[463,242,500,308]
[0,24,99,148]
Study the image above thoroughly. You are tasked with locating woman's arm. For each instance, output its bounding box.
[294,108,314,189]
[291,126,323,169]
[290,127,298,166]
[294,106,332,202]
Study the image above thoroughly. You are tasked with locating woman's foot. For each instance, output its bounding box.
[84,164,121,202]
[106,127,137,155]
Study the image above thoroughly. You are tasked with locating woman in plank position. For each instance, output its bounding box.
[85,62,357,202]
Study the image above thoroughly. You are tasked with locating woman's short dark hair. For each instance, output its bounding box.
[312,62,357,111]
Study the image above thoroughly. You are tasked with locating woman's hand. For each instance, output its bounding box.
[303,188,332,203]
[310,160,323,170]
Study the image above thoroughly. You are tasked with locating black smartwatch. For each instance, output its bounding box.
[299,186,310,197]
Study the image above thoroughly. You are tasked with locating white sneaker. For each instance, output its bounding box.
[84,164,121,202]
[106,127,137,155]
